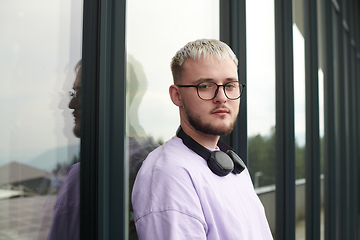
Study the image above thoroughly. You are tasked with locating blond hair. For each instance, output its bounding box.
[170,39,238,84]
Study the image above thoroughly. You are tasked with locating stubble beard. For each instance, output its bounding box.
[183,104,238,136]
[73,123,81,138]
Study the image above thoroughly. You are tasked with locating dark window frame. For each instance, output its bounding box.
[220,0,248,165]
[79,0,360,239]
[274,1,296,239]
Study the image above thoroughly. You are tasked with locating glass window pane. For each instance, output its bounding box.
[293,1,306,238]
[126,1,219,238]
[0,1,83,239]
[246,0,276,237]
[293,21,306,239]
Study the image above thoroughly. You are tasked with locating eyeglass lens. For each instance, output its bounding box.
[197,82,242,100]
[69,90,78,99]
[69,89,81,99]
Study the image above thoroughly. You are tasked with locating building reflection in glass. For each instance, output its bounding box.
[0,0,83,238]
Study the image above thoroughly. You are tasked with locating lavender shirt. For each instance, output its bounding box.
[48,163,80,240]
[132,137,273,240]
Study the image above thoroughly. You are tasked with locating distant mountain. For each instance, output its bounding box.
[0,148,42,169]
[26,144,80,171]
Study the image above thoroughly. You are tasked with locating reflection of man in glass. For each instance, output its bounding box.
[69,61,82,138]
[131,39,273,239]
[47,60,81,240]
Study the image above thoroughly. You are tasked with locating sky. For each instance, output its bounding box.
[0,0,82,167]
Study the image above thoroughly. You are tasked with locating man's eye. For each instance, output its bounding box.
[198,83,214,89]
[225,83,237,89]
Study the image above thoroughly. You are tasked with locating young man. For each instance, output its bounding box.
[132,39,273,239]
[47,60,81,240]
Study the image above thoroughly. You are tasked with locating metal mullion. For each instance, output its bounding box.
[303,0,321,239]
[322,0,337,239]
[342,3,352,239]
[275,1,296,240]
[344,0,357,238]
[331,0,348,239]
[348,44,357,240]
[220,0,248,164]
[81,0,101,239]
[350,1,360,237]
[98,0,127,239]
[355,2,360,237]
[233,0,247,164]
[355,2,360,236]
[357,42,360,240]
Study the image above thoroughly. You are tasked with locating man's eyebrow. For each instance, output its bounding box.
[195,78,213,83]
[225,77,238,81]
[195,77,239,83]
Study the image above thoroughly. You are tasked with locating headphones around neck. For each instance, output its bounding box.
[176,126,245,177]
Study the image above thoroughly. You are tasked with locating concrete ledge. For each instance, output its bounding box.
[256,175,324,236]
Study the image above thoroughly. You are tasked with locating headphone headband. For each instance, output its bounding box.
[176,126,211,160]
[176,126,245,176]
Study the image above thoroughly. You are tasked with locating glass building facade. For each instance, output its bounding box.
[0,0,359,239]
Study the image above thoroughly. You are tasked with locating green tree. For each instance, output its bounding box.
[247,126,316,188]
[248,127,276,187]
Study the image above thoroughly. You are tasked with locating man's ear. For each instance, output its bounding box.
[169,84,182,107]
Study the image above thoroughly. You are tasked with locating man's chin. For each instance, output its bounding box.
[192,122,235,136]
[184,106,237,136]
[73,125,81,138]
[208,126,233,136]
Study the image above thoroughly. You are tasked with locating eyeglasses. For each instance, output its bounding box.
[176,81,245,100]
[69,89,81,99]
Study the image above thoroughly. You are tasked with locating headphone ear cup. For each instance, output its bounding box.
[227,150,246,174]
[207,151,234,176]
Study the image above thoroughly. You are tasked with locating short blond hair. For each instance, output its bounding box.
[75,59,82,73]
[170,39,238,84]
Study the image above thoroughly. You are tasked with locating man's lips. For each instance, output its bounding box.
[72,111,81,120]
[211,108,230,116]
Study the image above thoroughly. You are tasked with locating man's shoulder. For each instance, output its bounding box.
[133,136,205,194]
[55,163,80,208]
[132,137,206,224]
[151,136,185,152]
[141,137,203,172]
[68,162,80,175]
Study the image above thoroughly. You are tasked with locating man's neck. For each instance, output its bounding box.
[179,122,220,149]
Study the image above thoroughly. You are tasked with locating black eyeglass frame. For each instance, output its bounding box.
[69,88,81,99]
[176,81,245,100]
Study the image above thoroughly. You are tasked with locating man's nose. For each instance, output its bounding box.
[69,97,77,109]
[213,86,227,103]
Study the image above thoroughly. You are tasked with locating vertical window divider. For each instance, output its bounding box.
[98,0,127,239]
[220,0,248,164]
[334,2,348,239]
[356,1,360,237]
[344,1,357,239]
[322,0,337,239]
[81,0,101,239]
[303,0,321,239]
[275,0,296,239]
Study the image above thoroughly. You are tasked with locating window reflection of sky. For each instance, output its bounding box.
[0,0,82,170]
[247,0,308,147]
[293,24,306,147]
[247,1,322,148]
[126,0,220,143]
[246,0,276,140]
[1,1,82,238]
